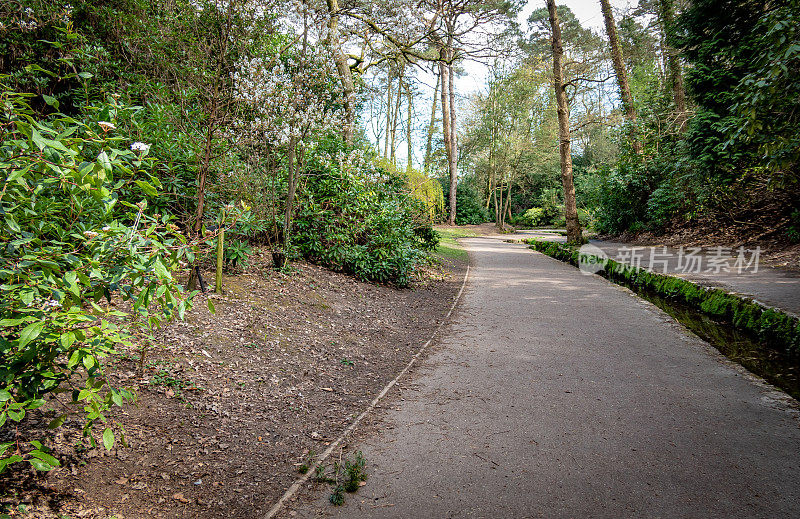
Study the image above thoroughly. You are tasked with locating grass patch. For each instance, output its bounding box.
[433,227,480,261]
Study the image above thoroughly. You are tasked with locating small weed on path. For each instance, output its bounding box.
[314,451,368,506]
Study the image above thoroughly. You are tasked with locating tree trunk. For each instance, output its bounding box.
[599,0,642,155]
[326,0,356,145]
[439,56,455,226]
[406,82,413,172]
[424,71,439,172]
[658,0,688,131]
[384,72,393,158]
[446,47,458,226]
[502,179,512,229]
[547,0,582,245]
[390,64,404,165]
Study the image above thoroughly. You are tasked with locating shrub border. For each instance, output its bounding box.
[526,239,800,356]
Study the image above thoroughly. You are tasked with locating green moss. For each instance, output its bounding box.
[526,238,800,356]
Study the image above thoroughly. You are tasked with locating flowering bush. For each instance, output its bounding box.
[0,90,194,472]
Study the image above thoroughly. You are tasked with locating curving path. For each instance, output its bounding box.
[288,236,800,518]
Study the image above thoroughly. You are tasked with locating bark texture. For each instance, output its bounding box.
[658,0,688,131]
[547,0,582,245]
[600,0,642,155]
[439,54,457,226]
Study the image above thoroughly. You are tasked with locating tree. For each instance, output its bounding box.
[325,0,357,144]
[599,0,642,155]
[546,0,582,244]
[657,0,688,131]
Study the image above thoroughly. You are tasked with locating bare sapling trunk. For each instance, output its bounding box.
[326,0,356,144]
[424,72,439,171]
[384,72,393,158]
[406,82,413,172]
[390,66,404,164]
[600,0,642,155]
[283,135,299,247]
[547,0,582,245]
[187,96,218,291]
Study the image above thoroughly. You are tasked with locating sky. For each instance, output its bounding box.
[457,0,637,94]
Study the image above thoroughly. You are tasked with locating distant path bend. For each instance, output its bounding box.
[292,236,800,518]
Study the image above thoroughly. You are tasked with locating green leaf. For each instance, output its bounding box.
[207,298,216,314]
[111,391,124,407]
[7,408,24,422]
[18,321,45,348]
[102,428,114,451]
[48,415,66,429]
[134,180,159,197]
[82,355,96,370]
[6,164,32,184]
[42,95,59,109]
[67,349,81,369]
[0,412,6,428]
[0,318,26,327]
[0,455,23,474]
[28,457,56,471]
[60,331,76,349]
[0,318,26,328]
[4,214,20,234]
[29,450,60,468]
[97,151,112,174]
[65,271,80,297]
[153,258,171,280]
[31,128,47,151]
[26,399,45,410]
[0,390,12,402]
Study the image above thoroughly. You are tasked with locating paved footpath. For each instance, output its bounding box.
[289,237,800,518]
[517,230,800,316]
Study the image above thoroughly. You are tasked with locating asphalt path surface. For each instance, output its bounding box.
[288,236,800,518]
[517,230,800,316]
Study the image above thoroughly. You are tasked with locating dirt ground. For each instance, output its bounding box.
[0,249,467,518]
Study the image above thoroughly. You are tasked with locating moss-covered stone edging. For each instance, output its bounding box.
[526,239,800,356]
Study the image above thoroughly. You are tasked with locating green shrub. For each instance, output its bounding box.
[293,140,431,287]
[0,90,194,472]
[516,207,545,228]
[442,180,489,225]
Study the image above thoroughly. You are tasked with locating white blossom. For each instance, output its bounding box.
[131,141,151,152]
[43,299,62,310]
[98,121,116,131]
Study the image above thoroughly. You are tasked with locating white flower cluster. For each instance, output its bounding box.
[83,230,99,238]
[98,121,116,131]
[131,141,150,152]
[43,299,62,310]
[233,23,343,147]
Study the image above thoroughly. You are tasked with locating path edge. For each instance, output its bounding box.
[263,262,471,519]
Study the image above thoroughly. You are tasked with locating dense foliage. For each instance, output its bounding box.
[293,141,436,287]
[0,0,443,474]
[0,89,193,471]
